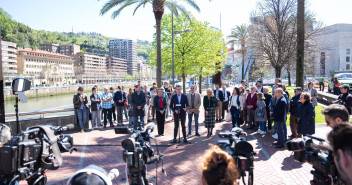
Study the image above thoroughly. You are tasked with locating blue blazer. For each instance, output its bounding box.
[272,96,287,122]
[113,91,126,106]
[170,93,189,115]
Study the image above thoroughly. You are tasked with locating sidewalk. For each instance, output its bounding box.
[22,107,332,185]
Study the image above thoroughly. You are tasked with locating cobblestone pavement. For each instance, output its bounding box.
[20,110,332,185]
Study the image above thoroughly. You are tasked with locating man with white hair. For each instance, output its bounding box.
[187,85,201,136]
[271,88,287,148]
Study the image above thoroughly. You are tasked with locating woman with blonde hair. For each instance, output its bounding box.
[201,145,239,185]
[203,88,217,137]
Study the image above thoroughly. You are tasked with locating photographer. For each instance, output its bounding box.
[335,84,352,114]
[322,104,350,128]
[328,123,352,184]
[0,124,18,185]
[73,86,88,133]
[201,145,239,185]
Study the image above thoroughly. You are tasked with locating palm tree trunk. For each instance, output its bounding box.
[242,53,245,80]
[154,11,163,88]
[296,0,305,87]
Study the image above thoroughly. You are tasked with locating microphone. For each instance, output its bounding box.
[107,168,119,181]
[146,122,155,134]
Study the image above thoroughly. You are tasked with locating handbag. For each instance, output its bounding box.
[225,112,232,122]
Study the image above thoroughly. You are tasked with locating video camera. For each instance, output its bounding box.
[287,135,343,185]
[0,125,76,185]
[217,127,256,185]
[121,122,164,185]
[67,165,119,185]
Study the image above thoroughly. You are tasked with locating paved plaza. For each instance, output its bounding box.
[20,109,332,185]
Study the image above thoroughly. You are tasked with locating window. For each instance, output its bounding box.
[347,64,351,70]
[347,49,351,55]
[347,57,350,62]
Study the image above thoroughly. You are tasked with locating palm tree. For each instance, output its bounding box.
[296,0,305,88]
[227,24,248,81]
[99,0,204,87]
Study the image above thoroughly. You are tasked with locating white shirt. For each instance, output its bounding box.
[228,95,243,110]
[308,88,312,95]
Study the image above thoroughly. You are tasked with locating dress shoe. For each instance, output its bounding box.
[183,139,190,144]
[103,125,107,128]
[171,139,177,143]
[274,145,284,149]
[187,133,192,136]
[195,133,200,136]
[272,141,279,145]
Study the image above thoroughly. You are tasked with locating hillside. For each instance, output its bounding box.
[0,8,152,58]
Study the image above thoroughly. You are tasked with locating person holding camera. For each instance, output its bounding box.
[335,84,352,114]
[73,86,88,133]
[322,104,350,128]
[201,145,239,185]
[289,87,302,139]
[90,87,101,130]
[328,123,352,185]
[296,92,315,137]
[131,85,146,130]
[170,85,189,143]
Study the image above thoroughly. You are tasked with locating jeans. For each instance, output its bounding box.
[275,121,287,146]
[188,112,199,134]
[102,108,113,126]
[91,110,101,128]
[230,106,240,128]
[116,106,124,124]
[133,115,144,130]
[76,108,87,130]
[259,121,266,132]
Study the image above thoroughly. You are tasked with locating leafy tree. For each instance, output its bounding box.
[99,0,208,88]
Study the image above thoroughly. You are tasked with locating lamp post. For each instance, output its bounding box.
[171,12,191,87]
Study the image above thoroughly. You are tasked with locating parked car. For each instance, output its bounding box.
[328,72,352,92]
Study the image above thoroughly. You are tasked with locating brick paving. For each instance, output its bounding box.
[20,107,332,185]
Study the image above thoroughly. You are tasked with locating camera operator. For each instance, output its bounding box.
[201,145,239,185]
[328,123,352,185]
[335,84,352,114]
[0,124,17,185]
[322,104,350,128]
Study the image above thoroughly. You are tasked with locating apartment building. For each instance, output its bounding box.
[106,56,127,78]
[74,52,108,83]
[109,39,137,75]
[40,43,80,56]
[1,40,17,75]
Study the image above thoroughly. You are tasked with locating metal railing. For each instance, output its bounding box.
[5,108,75,120]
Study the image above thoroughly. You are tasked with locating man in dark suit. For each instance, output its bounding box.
[170,85,189,143]
[113,86,127,125]
[221,85,231,120]
[271,88,287,148]
[214,84,224,122]
[256,79,264,93]
[131,85,146,130]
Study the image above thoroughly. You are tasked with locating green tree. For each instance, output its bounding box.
[99,0,207,88]
[149,14,226,93]
[227,24,249,81]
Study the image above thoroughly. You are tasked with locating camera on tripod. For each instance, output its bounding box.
[120,122,164,185]
[287,135,343,185]
[0,125,76,185]
[217,127,256,185]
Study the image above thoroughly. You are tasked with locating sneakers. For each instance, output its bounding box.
[272,133,278,139]
[80,129,84,133]
[260,131,266,135]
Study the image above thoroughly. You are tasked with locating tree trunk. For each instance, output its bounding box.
[154,11,163,88]
[287,68,291,86]
[183,72,186,94]
[275,66,282,78]
[199,74,202,94]
[296,0,305,88]
[242,49,245,80]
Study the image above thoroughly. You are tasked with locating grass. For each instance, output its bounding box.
[285,105,325,125]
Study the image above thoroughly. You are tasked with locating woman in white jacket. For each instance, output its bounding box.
[228,87,243,128]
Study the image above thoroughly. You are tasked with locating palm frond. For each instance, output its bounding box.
[100,0,128,15]
[133,0,150,15]
[111,0,137,19]
[182,0,200,12]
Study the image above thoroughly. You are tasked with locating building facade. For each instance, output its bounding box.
[106,56,127,78]
[314,24,352,76]
[109,39,137,75]
[40,43,80,56]
[1,40,17,75]
[17,48,75,86]
[74,52,109,84]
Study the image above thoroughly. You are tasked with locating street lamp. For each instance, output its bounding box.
[171,12,191,87]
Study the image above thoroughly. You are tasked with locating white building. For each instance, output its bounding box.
[314,24,352,76]
[1,40,17,75]
[109,39,138,75]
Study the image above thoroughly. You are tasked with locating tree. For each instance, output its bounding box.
[296,0,305,87]
[99,0,207,88]
[227,24,249,80]
[149,14,226,93]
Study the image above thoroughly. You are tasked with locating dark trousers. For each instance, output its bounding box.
[174,113,186,139]
[230,106,240,127]
[111,105,116,121]
[275,121,287,146]
[116,106,124,124]
[247,109,256,128]
[319,82,324,91]
[266,107,272,130]
[156,111,166,135]
[102,108,113,126]
[222,101,229,119]
[289,115,298,137]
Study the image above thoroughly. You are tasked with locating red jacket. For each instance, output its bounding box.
[246,93,257,110]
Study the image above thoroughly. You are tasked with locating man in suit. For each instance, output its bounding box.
[289,87,302,139]
[170,85,189,143]
[113,86,127,125]
[221,85,231,120]
[246,86,258,130]
[121,86,128,120]
[263,87,273,132]
[271,88,287,148]
[256,79,264,93]
[131,85,146,130]
[305,82,318,107]
[214,84,224,122]
[187,85,201,136]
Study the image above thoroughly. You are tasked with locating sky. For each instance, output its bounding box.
[0,0,352,42]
